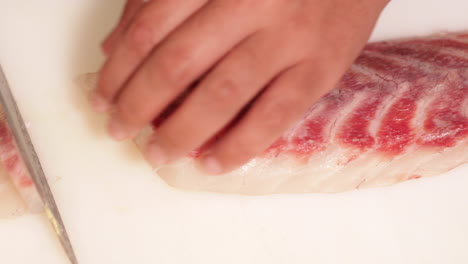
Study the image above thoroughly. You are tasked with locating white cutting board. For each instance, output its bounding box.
[0,1,467,263]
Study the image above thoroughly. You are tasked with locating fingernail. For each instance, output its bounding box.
[201,156,223,175]
[108,118,128,141]
[89,92,110,113]
[146,143,168,166]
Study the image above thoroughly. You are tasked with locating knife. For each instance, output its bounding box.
[0,65,78,264]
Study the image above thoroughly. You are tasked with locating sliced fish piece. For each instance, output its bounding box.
[0,107,42,217]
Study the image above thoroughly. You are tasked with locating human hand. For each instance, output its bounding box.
[93,0,389,174]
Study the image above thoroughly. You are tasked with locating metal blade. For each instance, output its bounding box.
[0,65,78,264]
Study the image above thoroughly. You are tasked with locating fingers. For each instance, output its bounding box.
[102,0,145,56]
[92,0,386,175]
[199,61,338,174]
[143,31,303,165]
[107,1,261,140]
[94,0,208,112]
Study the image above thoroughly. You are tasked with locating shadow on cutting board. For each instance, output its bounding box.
[68,0,144,163]
[67,0,122,136]
[71,0,124,74]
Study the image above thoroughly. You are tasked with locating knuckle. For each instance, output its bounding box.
[208,78,244,103]
[259,96,298,130]
[155,46,196,88]
[237,44,261,63]
[125,18,155,56]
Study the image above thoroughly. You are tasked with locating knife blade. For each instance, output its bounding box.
[0,65,78,264]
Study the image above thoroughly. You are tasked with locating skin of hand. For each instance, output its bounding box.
[93,0,390,174]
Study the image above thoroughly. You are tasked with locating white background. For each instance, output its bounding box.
[0,0,467,263]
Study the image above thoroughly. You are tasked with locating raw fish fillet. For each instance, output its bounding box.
[80,32,468,195]
[0,107,42,217]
